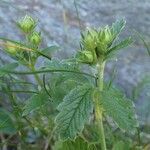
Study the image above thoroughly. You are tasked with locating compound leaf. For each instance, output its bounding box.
[111,19,126,38]
[107,37,133,55]
[55,84,93,140]
[100,88,138,131]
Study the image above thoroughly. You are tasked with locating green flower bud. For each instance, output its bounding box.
[96,42,107,55]
[81,28,97,51]
[96,26,114,55]
[76,50,94,64]
[4,41,20,55]
[17,15,36,33]
[28,31,42,46]
[99,25,113,45]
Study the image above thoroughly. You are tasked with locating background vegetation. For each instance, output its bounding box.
[0,0,150,149]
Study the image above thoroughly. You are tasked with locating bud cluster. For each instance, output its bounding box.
[3,15,42,60]
[76,25,115,65]
[17,15,42,47]
[76,19,131,65]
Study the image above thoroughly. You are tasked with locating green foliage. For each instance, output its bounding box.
[48,73,89,104]
[0,62,18,77]
[106,37,133,59]
[44,59,79,71]
[99,87,138,131]
[112,140,130,150]
[55,84,94,140]
[0,108,16,134]
[53,137,96,150]
[22,91,50,116]
[0,15,143,149]
[111,19,125,39]
[134,30,150,56]
[83,124,100,144]
[41,45,59,57]
[76,19,132,64]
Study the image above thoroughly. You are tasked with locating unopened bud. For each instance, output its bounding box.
[99,25,113,44]
[76,50,94,64]
[82,28,97,51]
[28,31,42,46]
[17,15,36,33]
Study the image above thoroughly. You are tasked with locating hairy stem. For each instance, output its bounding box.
[95,60,107,150]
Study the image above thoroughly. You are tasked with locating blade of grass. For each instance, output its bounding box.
[133,30,150,56]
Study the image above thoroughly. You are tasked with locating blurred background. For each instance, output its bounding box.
[0,0,150,130]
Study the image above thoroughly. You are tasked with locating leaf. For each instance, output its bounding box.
[107,37,133,55]
[49,73,89,104]
[44,59,79,72]
[0,108,16,134]
[99,87,138,132]
[111,19,126,38]
[0,37,25,47]
[112,140,131,150]
[83,124,100,144]
[0,63,18,77]
[22,91,50,116]
[42,45,59,56]
[55,84,94,140]
[54,137,96,150]
[0,37,52,60]
[134,30,150,56]
[1,59,95,79]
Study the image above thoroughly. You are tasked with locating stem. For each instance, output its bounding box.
[30,65,43,87]
[2,69,96,79]
[95,60,107,150]
[97,61,105,91]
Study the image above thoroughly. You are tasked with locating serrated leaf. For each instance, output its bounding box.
[55,84,93,140]
[111,19,126,38]
[0,63,18,77]
[0,108,16,134]
[22,91,50,116]
[44,59,79,71]
[107,37,133,55]
[54,137,96,150]
[99,87,138,131]
[50,74,88,101]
